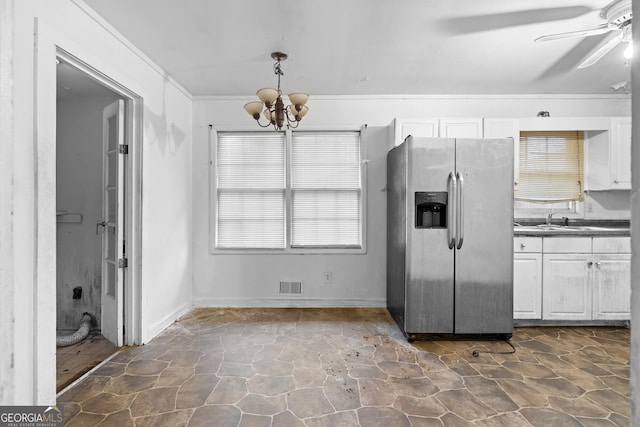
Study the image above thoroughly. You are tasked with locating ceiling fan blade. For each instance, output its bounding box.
[441,6,595,34]
[535,24,612,43]
[577,32,624,68]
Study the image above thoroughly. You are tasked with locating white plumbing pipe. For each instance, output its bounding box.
[56,313,92,347]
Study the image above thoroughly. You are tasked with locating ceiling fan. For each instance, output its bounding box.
[535,0,632,69]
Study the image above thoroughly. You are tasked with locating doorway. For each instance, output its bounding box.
[55,59,128,391]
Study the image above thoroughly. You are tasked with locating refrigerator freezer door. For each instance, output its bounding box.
[454,138,514,334]
[386,143,408,332]
[405,137,455,333]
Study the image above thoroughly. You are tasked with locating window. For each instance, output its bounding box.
[213,130,364,251]
[517,131,584,204]
[216,132,286,248]
[291,132,361,247]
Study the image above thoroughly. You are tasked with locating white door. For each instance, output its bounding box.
[101,100,125,347]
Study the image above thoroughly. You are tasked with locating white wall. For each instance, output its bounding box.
[585,190,631,219]
[3,0,193,404]
[193,120,388,307]
[56,96,118,332]
[192,95,631,308]
[630,2,639,425]
[0,0,16,405]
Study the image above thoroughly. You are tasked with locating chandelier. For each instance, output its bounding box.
[244,52,309,131]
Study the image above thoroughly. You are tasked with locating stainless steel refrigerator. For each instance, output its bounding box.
[387,136,514,339]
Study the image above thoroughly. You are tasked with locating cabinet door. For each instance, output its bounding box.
[484,119,520,185]
[592,254,631,320]
[610,117,631,189]
[543,254,591,320]
[390,118,439,149]
[440,118,483,138]
[514,253,542,319]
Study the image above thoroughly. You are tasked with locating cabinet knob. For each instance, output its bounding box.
[587,261,593,267]
[595,262,601,267]
[614,180,619,184]
[520,243,526,248]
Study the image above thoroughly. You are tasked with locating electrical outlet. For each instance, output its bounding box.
[323,272,333,284]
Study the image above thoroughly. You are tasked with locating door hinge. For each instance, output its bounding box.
[119,144,129,154]
[118,258,128,268]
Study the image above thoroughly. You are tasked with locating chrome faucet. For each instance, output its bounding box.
[546,212,554,225]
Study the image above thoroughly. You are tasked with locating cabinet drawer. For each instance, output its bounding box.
[593,237,630,253]
[543,237,591,253]
[514,237,542,253]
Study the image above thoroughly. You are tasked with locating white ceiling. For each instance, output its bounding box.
[57,61,119,100]
[81,0,632,96]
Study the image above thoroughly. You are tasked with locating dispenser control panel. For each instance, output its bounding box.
[415,191,447,229]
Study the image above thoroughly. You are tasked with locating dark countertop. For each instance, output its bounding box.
[514,219,630,237]
[514,227,630,237]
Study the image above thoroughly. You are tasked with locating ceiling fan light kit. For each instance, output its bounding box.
[244,52,309,131]
[535,0,632,68]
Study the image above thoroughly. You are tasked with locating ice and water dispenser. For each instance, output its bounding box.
[415,192,447,228]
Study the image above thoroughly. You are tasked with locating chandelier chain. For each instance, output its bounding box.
[273,61,284,95]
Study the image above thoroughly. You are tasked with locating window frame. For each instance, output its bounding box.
[209,126,367,255]
[514,130,585,218]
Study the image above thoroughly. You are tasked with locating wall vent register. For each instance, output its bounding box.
[279,281,302,295]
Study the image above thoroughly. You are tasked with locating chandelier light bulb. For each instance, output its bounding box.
[244,101,264,120]
[257,88,278,106]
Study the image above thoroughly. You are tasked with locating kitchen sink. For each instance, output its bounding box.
[564,226,625,231]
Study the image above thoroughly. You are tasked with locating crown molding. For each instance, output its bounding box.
[194,93,631,102]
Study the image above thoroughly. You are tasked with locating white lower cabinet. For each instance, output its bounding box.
[592,254,631,320]
[516,236,631,322]
[513,237,542,319]
[542,253,591,320]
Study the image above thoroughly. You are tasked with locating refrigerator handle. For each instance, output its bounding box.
[448,172,456,250]
[456,172,464,250]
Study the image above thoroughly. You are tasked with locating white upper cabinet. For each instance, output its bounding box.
[389,116,631,192]
[484,118,520,185]
[388,118,483,149]
[389,118,439,150]
[439,118,483,138]
[586,117,631,190]
[609,117,631,189]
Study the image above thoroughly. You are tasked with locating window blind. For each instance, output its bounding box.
[291,132,361,247]
[216,132,285,248]
[517,131,584,202]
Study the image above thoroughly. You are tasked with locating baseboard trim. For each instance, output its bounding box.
[193,297,386,308]
[145,302,193,342]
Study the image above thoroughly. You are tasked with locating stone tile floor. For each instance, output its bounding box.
[58,308,630,426]
[57,333,118,392]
